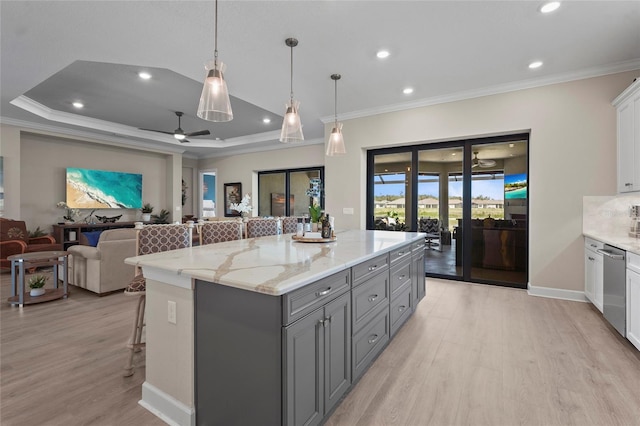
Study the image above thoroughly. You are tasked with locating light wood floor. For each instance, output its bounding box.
[2,271,639,426]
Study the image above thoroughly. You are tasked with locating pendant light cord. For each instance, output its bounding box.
[334,79,338,124]
[214,0,219,62]
[290,44,294,101]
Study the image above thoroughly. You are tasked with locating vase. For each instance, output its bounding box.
[30,288,46,297]
[312,222,319,232]
[142,213,151,222]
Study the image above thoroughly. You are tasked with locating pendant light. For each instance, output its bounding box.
[280,38,304,143]
[326,74,346,156]
[197,0,233,122]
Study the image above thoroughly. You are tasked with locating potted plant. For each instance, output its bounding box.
[28,274,47,297]
[151,208,171,224]
[141,203,154,222]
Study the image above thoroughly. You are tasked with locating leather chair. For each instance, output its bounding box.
[0,219,61,269]
[123,222,193,377]
[199,220,243,245]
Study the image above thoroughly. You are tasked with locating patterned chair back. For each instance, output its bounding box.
[281,217,300,234]
[200,220,243,245]
[418,218,440,234]
[137,223,192,256]
[246,218,279,238]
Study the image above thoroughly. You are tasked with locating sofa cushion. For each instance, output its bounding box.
[82,231,103,247]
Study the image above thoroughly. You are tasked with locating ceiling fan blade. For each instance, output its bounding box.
[180,138,190,143]
[185,130,210,137]
[139,128,174,135]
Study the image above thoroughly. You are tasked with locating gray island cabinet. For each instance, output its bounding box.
[125,230,425,426]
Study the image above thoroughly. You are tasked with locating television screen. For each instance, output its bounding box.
[504,173,527,200]
[66,167,142,209]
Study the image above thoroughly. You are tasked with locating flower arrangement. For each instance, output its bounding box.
[57,201,80,222]
[28,274,48,289]
[305,178,323,223]
[230,194,252,217]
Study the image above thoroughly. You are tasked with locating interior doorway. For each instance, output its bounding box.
[199,170,217,218]
[367,134,529,288]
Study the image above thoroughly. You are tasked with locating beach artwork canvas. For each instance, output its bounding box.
[504,173,527,200]
[66,167,143,209]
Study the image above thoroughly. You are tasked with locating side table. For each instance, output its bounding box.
[7,251,69,307]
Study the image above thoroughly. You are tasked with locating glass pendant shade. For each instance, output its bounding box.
[280,99,304,143]
[326,122,346,156]
[197,60,233,122]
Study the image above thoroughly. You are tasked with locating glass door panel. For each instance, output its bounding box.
[418,147,463,278]
[469,141,527,285]
[258,172,285,216]
[372,152,412,231]
[290,169,321,218]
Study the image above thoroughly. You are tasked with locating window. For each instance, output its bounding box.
[258,167,324,217]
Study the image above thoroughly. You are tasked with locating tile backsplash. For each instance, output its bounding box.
[583,194,640,237]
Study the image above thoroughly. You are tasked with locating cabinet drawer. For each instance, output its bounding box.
[628,251,640,275]
[390,259,411,299]
[584,237,604,251]
[412,240,425,254]
[352,271,389,332]
[283,269,350,325]
[352,305,389,380]
[390,286,412,338]
[352,253,389,286]
[389,244,412,264]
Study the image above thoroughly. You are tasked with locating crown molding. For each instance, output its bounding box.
[320,59,640,123]
[200,137,325,159]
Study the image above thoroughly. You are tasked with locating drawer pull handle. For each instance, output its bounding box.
[398,274,406,280]
[316,288,332,297]
[588,256,595,261]
[398,305,406,312]
[368,334,379,344]
[590,244,597,248]
[397,251,405,256]
[368,264,378,271]
[625,183,633,187]
[368,294,378,302]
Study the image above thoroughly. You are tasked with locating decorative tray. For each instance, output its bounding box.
[292,235,337,243]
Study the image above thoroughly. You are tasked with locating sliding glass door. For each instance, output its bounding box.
[258,167,324,217]
[367,135,529,288]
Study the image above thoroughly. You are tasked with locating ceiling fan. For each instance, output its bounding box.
[140,111,210,143]
[472,151,497,168]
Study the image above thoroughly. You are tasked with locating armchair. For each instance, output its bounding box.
[418,218,441,250]
[65,228,137,295]
[0,219,61,269]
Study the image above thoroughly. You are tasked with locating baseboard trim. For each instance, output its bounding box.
[140,381,195,426]
[527,284,588,302]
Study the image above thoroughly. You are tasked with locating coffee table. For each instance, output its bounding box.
[7,251,69,307]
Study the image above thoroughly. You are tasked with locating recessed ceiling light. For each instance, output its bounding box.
[529,61,543,69]
[509,143,515,148]
[263,118,271,124]
[539,2,560,13]
[376,50,390,59]
[451,153,456,156]
[403,87,414,95]
[72,102,84,108]
[138,71,152,80]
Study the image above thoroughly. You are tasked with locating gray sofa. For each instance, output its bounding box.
[65,228,137,295]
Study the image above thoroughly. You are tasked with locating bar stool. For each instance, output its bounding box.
[199,219,243,245]
[246,218,279,238]
[123,222,193,377]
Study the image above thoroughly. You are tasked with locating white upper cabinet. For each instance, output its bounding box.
[613,78,640,193]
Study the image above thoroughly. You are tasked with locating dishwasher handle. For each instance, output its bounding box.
[596,249,625,260]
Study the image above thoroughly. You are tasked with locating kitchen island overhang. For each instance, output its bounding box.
[125,229,426,426]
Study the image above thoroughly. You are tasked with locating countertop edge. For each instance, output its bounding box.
[583,232,640,256]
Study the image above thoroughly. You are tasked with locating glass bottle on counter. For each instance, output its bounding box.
[322,214,332,238]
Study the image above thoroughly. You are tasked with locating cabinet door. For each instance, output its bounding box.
[627,269,640,351]
[585,250,596,304]
[618,99,635,192]
[323,293,351,415]
[413,250,426,304]
[594,252,604,312]
[285,308,324,426]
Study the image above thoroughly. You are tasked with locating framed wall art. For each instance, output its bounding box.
[224,182,242,217]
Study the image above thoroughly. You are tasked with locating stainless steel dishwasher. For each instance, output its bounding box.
[598,245,626,336]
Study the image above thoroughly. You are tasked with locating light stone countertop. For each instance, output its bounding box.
[583,231,640,256]
[125,229,425,296]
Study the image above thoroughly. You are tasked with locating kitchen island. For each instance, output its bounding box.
[125,229,425,426]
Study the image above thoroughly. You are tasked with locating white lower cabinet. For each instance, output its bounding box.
[584,238,604,312]
[626,252,640,351]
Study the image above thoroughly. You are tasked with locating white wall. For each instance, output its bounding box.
[323,70,639,292]
[199,144,324,217]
